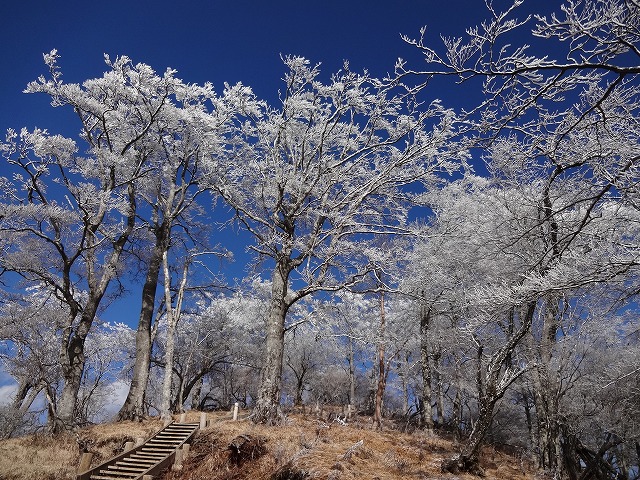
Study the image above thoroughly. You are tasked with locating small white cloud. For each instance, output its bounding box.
[107,379,130,409]
[0,383,17,406]
[92,379,130,422]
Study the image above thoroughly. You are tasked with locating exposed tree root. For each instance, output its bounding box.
[441,453,485,477]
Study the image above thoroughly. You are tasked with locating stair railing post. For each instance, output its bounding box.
[172,447,183,471]
[182,443,190,460]
[199,411,207,429]
[77,452,93,474]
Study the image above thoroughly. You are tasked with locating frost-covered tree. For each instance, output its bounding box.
[0,51,254,428]
[0,288,63,435]
[316,291,378,410]
[399,1,640,474]
[282,322,335,407]
[116,73,251,421]
[0,51,148,431]
[406,172,640,476]
[148,279,269,414]
[206,56,460,423]
[0,287,134,436]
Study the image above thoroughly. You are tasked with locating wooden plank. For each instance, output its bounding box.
[120,458,157,465]
[91,471,134,479]
[90,475,131,480]
[107,465,146,473]
[98,466,138,473]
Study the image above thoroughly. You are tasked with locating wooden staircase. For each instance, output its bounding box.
[77,421,199,480]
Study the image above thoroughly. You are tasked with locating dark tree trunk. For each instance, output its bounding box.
[419,298,434,430]
[190,376,203,410]
[348,339,356,409]
[373,290,386,430]
[452,370,463,441]
[55,299,101,432]
[57,179,135,432]
[433,349,444,426]
[117,225,169,421]
[293,369,306,406]
[442,302,535,474]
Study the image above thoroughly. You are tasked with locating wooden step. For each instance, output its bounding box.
[90,474,136,480]
[94,467,137,474]
[141,445,175,452]
[90,472,136,479]
[90,475,135,480]
[116,459,156,467]
[122,457,157,464]
[113,462,148,470]
[131,452,167,459]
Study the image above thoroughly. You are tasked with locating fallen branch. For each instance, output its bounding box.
[342,440,364,460]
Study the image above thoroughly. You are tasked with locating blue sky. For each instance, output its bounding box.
[0,0,530,129]
[0,0,543,325]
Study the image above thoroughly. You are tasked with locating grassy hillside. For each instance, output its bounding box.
[0,410,539,480]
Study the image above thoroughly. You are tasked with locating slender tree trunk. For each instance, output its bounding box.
[528,182,567,477]
[11,381,33,411]
[442,396,499,475]
[443,302,535,474]
[294,375,305,406]
[373,290,386,430]
[176,337,200,411]
[14,383,44,417]
[433,349,445,426]
[160,316,178,419]
[117,226,168,421]
[453,366,463,440]
[521,389,538,464]
[419,299,434,429]
[252,262,290,424]
[348,338,356,409]
[365,357,377,414]
[400,353,410,416]
[3,382,45,439]
[160,251,188,418]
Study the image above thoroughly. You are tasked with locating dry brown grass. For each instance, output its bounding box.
[0,410,537,480]
[0,418,164,480]
[0,432,78,480]
[166,410,536,480]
